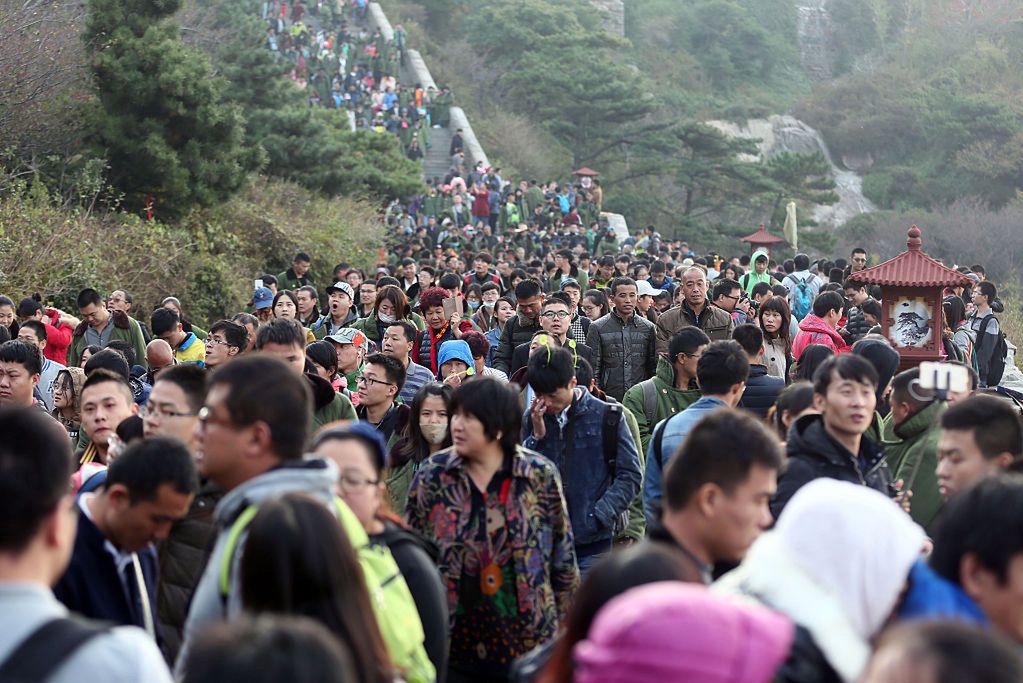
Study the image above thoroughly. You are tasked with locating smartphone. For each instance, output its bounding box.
[442,296,458,320]
[918,362,969,393]
[254,279,264,290]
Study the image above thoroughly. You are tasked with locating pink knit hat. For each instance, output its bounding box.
[573,582,793,683]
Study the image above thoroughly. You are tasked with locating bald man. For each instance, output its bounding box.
[146,339,177,383]
[655,266,735,353]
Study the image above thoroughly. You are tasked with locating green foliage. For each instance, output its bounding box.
[798,17,1023,212]
[84,0,258,217]
[0,176,385,324]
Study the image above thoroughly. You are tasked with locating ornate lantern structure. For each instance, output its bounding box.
[740,224,787,257]
[847,225,972,370]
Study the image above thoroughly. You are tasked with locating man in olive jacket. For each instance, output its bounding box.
[587,277,657,401]
[883,367,945,531]
[655,266,734,355]
[67,288,148,369]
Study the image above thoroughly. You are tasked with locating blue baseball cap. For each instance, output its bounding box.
[253,287,274,310]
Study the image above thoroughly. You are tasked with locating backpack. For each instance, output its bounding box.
[975,314,1009,387]
[790,276,813,322]
[0,617,110,682]
[219,497,435,683]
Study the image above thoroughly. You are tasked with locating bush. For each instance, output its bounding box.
[0,177,385,326]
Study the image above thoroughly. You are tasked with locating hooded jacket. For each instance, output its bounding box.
[176,458,339,675]
[792,314,850,360]
[772,414,893,519]
[740,249,776,296]
[306,373,357,430]
[350,310,426,344]
[435,339,475,380]
[715,479,925,683]
[621,355,701,454]
[881,400,946,530]
[370,521,448,681]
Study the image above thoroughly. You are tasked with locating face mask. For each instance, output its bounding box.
[468,300,481,311]
[421,422,448,446]
[378,312,396,324]
[482,300,495,309]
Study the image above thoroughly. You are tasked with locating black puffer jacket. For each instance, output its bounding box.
[493,313,541,374]
[157,479,223,663]
[738,364,785,418]
[774,625,843,683]
[843,305,872,344]
[586,311,657,401]
[771,414,893,519]
[371,521,449,683]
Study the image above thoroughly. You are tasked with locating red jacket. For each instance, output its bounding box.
[42,309,73,365]
[792,313,850,360]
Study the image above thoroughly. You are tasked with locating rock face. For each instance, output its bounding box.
[707,114,876,228]
[591,0,625,37]
[796,1,833,81]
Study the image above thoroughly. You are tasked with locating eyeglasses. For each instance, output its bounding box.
[355,375,393,388]
[205,337,230,347]
[141,404,198,420]
[541,310,570,319]
[721,294,740,302]
[339,471,379,492]
[197,406,235,430]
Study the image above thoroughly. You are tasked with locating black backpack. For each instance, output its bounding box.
[976,314,1009,387]
[600,402,628,533]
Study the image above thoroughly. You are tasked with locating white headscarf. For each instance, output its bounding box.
[774,479,924,640]
[714,479,925,683]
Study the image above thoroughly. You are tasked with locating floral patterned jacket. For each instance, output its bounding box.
[405,445,579,642]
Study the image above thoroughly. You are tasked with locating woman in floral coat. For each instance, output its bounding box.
[405,377,579,683]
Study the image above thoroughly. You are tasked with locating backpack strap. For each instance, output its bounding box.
[0,617,110,682]
[640,378,658,427]
[602,404,623,481]
[975,314,995,351]
[219,504,260,609]
[651,418,670,472]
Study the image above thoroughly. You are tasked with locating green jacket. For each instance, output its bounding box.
[882,401,946,531]
[614,401,646,543]
[622,356,702,454]
[349,311,426,344]
[313,392,357,431]
[67,310,148,369]
[276,267,314,292]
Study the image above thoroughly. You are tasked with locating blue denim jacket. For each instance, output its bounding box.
[522,388,641,550]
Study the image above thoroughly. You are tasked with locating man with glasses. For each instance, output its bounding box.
[107,290,153,344]
[711,278,743,320]
[847,247,868,276]
[512,294,593,375]
[655,266,735,355]
[203,320,247,370]
[68,288,148,369]
[354,353,409,446]
[178,354,339,675]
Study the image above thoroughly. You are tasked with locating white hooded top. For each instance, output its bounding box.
[714,479,925,683]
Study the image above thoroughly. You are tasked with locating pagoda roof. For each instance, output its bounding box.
[847,225,973,288]
[740,226,787,244]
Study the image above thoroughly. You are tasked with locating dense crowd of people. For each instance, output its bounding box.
[2,190,1021,681]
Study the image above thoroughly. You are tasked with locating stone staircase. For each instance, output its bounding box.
[422,127,453,184]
